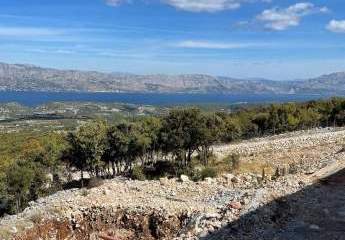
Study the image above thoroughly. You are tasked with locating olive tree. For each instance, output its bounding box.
[65,120,108,182]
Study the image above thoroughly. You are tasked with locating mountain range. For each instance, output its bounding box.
[0,62,345,95]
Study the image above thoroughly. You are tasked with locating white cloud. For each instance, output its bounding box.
[105,0,271,12]
[163,0,272,12]
[105,0,128,7]
[176,40,257,49]
[257,2,328,31]
[163,0,242,12]
[0,27,64,37]
[327,20,345,33]
[27,49,75,54]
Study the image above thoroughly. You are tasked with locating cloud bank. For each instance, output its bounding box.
[105,0,271,12]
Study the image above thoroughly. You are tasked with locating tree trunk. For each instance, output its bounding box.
[111,162,116,177]
[16,195,20,213]
[81,170,84,188]
[95,166,100,178]
[204,146,209,166]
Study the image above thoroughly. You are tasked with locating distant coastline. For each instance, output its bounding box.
[0,91,334,107]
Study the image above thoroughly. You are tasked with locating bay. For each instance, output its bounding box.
[0,91,331,107]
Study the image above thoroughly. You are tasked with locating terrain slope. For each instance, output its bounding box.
[1,128,345,240]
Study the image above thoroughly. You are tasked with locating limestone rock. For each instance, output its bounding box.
[180,175,190,182]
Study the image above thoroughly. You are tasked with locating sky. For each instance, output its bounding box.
[0,0,345,80]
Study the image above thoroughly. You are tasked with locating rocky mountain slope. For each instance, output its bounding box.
[1,62,345,94]
[296,72,345,93]
[1,127,345,240]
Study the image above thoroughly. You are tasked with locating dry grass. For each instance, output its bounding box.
[29,212,44,224]
[214,154,275,176]
[234,161,275,175]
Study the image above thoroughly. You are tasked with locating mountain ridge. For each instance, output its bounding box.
[0,62,344,94]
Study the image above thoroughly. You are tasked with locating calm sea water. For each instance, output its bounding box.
[0,91,330,107]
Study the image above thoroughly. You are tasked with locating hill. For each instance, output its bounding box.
[0,62,345,94]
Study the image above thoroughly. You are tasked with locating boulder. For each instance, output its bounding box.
[180,175,190,182]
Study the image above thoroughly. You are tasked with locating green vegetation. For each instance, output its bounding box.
[2,97,345,216]
[224,154,241,171]
[200,167,218,180]
[0,132,67,215]
[131,166,147,181]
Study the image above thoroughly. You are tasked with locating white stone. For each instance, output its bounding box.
[204,177,215,184]
[309,224,320,230]
[180,175,190,182]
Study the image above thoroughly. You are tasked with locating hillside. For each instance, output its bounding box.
[295,72,345,93]
[1,127,345,240]
[1,62,345,94]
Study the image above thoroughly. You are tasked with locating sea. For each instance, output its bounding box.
[0,91,333,107]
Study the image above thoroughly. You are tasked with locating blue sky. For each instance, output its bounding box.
[0,0,345,80]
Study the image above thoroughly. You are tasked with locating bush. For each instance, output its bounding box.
[200,167,217,180]
[81,189,89,197]
[195,152,217,166]
[86,178,104,189]
[130,166,146,181]
[178,166,217,182]
[223,154,241,171]
[145,161,177,179]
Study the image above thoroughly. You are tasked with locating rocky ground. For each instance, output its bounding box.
[214,127,345,175]
[1,127,345,240]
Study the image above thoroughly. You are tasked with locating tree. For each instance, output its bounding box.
[65,120,108,182]
[218,114,242,142]
[6,160,47,213]
[252,112,270,135]
[138,117,162,162]
[40,133,67,172]
[104,123,131,176]
[268,104,280,134]
[197,113,223,165]
[160,108,204,166]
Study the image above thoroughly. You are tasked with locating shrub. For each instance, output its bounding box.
[179,166,218,182]
[200,167,217,180]
[195,152,217,166]
[130,166,146,181]
[29,212,44,224]
[81,189,89,197]
[146,161,177,179]
[223,154,241,171]
[86,178,104,189]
